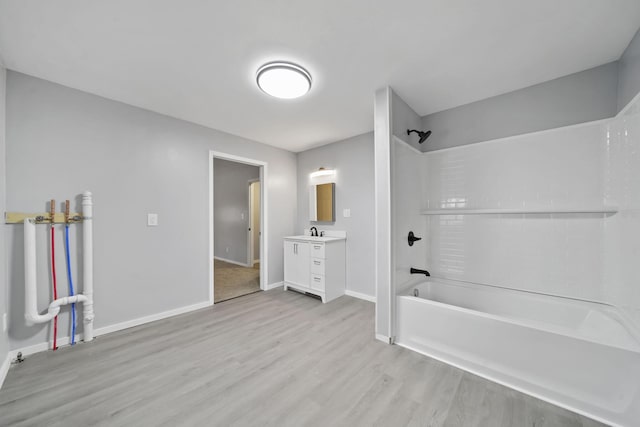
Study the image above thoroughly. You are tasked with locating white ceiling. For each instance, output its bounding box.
[0,1,639,152]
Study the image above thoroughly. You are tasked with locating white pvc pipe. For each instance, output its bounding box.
[23,191,95,343]
[82,191,94,342]
[24,219,91,325]
[24,218,60,325]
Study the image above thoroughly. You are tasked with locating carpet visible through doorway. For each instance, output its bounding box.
[214,259,260,303]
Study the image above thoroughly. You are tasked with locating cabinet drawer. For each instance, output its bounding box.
[310,274,325,291]
[310,243,325,259]
[310,258,324,275]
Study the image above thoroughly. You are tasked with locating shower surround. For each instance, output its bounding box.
[392,94,640,426]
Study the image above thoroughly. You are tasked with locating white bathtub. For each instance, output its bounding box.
[396,278,640,427]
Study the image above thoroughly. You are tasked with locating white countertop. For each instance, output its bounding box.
[284,235,346,242]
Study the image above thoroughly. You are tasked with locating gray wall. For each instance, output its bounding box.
[213,158,259,265]
[618,28,640,112]
[391,91,422,150]
[5,71,297,351]
[297,133,375,298]
[0,65,8,367]
[421,62,619,151]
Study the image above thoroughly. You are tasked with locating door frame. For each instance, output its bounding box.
[247,178,260,266]
[209,151,268,305]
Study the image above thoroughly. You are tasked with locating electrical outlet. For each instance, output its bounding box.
[2,313,7,332]
[343,208,351,218]
[147,213,158,226]
[226,247,230,253]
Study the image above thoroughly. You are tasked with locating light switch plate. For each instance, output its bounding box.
[147,213,158,226]
[343,208,351,218]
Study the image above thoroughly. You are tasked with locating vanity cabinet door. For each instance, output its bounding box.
[284,240,310,287]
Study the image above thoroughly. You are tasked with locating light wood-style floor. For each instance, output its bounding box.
[0,289,604,427]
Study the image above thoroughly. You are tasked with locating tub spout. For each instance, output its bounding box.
[410,267,430,277]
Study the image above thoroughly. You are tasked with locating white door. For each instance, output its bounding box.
[249,181,260,265]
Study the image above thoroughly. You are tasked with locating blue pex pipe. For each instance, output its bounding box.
[65,225,76,345]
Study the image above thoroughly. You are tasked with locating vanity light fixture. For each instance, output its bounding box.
[310,167,336,179]
[256,62,312,99]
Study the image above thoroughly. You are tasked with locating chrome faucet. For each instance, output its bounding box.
[310,226,318,237]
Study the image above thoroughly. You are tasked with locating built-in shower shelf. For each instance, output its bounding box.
[420,207,618,215]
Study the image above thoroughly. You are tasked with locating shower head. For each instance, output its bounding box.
[407,129,432,144]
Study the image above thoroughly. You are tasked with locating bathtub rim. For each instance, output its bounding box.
[399,275,627,309]
[397,281,640,354]
[397,276,640,351]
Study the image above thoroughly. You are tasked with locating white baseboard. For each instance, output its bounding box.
[7,300,211,362]
[265,281,283,291]
[0,353,10,390]
[9,334,82,359]
[214,256,251,268]
[345,290,376,303]
[375,333,391,344]
[94,300,211,337]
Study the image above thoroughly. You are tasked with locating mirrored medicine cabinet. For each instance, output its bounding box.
[309,183,335,222]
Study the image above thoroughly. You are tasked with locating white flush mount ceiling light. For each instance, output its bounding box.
[256,62,312,99]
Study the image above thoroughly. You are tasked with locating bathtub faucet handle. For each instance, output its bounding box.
[410,267,430,277]
[408,231,422,246]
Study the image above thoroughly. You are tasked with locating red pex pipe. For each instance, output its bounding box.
[51,225,58,351]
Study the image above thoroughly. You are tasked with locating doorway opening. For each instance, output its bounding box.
[209,152,268,304]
